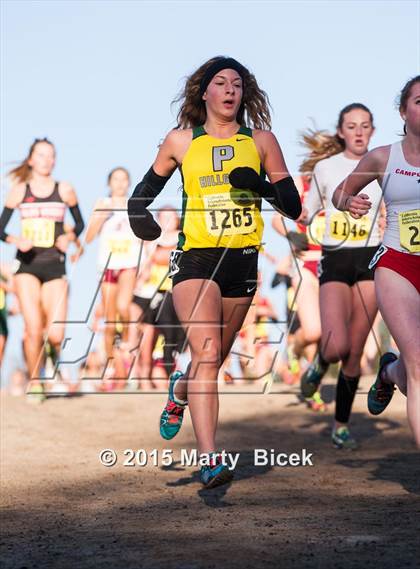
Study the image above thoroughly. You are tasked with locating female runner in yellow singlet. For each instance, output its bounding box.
[128,56,301,488]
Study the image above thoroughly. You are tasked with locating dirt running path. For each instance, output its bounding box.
[1,377,419,569]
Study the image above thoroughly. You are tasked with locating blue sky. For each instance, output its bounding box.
[1,0,419,375]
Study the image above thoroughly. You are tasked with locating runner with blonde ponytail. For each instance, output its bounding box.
[299,104,382,449]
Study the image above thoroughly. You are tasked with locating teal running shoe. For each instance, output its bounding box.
[300,354,329,398]
[332,426,358,450]
[200,455,234,489]
[368,352,398,416]
[159,371,187,440]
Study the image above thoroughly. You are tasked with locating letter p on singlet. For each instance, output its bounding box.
[212,146,234,172]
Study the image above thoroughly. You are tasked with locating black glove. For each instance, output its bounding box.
[127,200,161,241]
[127,167,169,241]
[229,167,302,220]
[229,167,262,193]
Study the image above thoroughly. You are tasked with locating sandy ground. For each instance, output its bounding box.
[1,376,419,569]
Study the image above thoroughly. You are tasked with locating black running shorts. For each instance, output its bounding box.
[133,291,186,353]
[132,294,160,325]
[14,256,66,284]
[171,247,258,297]
[318,246,379,287]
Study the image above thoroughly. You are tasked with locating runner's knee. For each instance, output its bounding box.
[47,328,65,347]
[116,300,130,320]
[24,325,43,344]
[190,343,222,370]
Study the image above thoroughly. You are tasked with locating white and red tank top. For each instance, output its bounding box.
[381,142,420,255]
[97,199,142,271]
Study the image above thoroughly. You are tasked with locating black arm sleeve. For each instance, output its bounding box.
[229,167,302,220]
[69,204,85,237]
[127,167,171,241]
[261,177,302,220]
[0,207,13,242]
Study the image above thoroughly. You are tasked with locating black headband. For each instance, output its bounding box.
[199,57,246,97]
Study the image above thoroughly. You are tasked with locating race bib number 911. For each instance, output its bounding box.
[21,218,55,248]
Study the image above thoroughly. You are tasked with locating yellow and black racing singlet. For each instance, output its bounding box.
[178,126,265,250]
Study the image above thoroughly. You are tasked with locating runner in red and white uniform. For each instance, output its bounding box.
[333,76,420,447]
[295,176,326,280]
[272,176,326,410]
[85,167,141,385]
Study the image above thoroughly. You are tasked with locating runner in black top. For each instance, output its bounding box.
[0,138,84,401]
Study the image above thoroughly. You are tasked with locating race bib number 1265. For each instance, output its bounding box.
[203,193,256,236]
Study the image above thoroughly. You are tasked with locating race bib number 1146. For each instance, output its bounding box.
[329,213,371,242]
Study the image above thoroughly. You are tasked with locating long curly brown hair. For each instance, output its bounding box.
[172,56,272,130]
[299,103,374,174]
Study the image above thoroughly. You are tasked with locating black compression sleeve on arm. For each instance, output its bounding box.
[129,167,170,208]
[261,177,302,220]
[69,204,85,237]
[0,207,13,242]
[127,167,171,241]
[229,167,302,220]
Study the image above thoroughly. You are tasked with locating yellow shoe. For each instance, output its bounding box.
[27,383,46,404]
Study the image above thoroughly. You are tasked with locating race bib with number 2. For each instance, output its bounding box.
[399,209,420,253]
